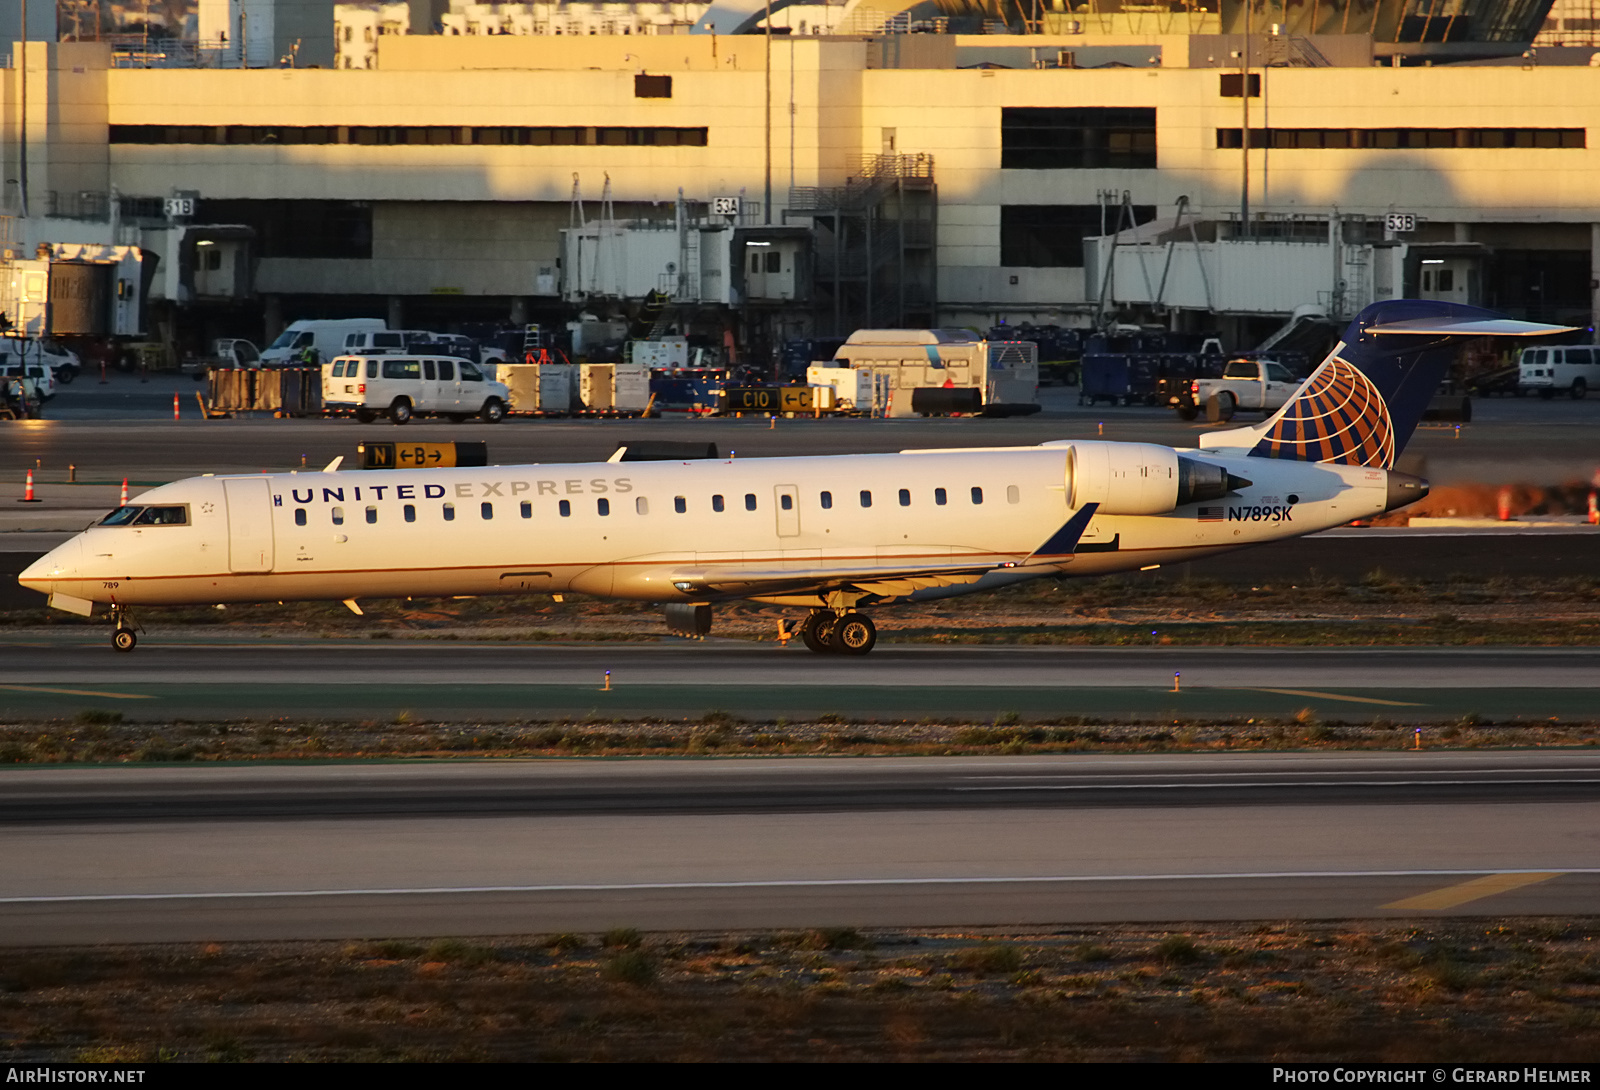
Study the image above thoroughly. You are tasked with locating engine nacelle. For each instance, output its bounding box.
[1066,442,1249,515]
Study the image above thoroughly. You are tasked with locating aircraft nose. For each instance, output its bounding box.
[19,536,82,590]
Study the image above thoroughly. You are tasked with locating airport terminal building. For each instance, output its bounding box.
[3,0,1599,352]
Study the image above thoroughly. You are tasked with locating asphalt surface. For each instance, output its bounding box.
[2,754,1597,944]
[0,643,1595,721]
[8,375,1600,485]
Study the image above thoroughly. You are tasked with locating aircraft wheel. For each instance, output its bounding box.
[800,613,834,654]
[830,613,876,655]
[112,629,137,652]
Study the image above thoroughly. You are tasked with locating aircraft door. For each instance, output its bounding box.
[774,484,800,537]
[224,478,275,573]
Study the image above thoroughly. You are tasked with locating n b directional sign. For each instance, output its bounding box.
[358,441,489,470]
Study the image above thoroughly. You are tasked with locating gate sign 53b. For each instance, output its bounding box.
[1384,213,1416,233]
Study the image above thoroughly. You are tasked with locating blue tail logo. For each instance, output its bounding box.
[1242,301,1575,469]
[1252,352,1396,468]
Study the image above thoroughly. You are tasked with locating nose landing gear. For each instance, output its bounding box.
[110,606,141,652]
[798,610,877,655]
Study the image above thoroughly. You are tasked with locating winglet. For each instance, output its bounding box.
[1027,503,1099,561]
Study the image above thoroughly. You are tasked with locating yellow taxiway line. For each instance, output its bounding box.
[1383,871,1564,910]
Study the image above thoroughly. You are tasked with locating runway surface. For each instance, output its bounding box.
[2,753,1597,944]
[0,641,1595,721]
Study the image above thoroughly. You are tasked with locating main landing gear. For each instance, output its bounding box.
[110,606,140,652]
[798,610,877,655]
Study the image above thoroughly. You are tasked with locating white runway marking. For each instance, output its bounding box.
[3,868,1594,904]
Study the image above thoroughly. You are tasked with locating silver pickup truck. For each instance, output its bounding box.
[1182,358,1302,421]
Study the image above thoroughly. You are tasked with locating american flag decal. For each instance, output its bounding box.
[1198,506,1224,522]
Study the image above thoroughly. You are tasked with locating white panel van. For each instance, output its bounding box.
[323,355,511,424]
[260,319,386,367]
[1518,346,1600,399]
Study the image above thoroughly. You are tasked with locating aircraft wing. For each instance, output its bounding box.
[670,504,1101,598]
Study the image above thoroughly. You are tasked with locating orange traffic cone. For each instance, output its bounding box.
[173,393,180,421]
[18,468,40,503]
[119,478,129,506]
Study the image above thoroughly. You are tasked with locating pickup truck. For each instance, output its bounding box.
[1180,358,1302,421]
[182,338,260,378]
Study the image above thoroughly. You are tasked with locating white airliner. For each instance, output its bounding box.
[20,302,1569,654]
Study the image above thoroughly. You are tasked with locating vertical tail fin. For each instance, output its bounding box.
[1203,301,1575,468]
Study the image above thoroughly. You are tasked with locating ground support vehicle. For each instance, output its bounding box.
[1518,345,1600,399]
[261,319,385,367]
[989,323,1083,386]
[323,355,509,424]
[1188,358,1304,421]
[183,338,260,379]
[823,329,1039,418]
[208,368,321,416]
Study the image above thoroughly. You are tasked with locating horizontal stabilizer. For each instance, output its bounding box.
[1365,318,1578,337]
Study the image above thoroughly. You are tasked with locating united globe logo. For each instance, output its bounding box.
[1253,356,1396,469]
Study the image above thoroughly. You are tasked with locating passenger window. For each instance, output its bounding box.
[423,360,436,380]
[860,490,872,508]
[745,493,757,511]
[674,496,687,514]
[1007,485,1020,504]
[712,495,725,512]
[443,503,455,521]
[780,494,793,511]
[294,508,307,527]
[365,361,377,379]
[365,506,378,524]
[520,501,532,518]
[559,500,571,517]
[481,502,493,520]
[898,488,911,507]
[598,498,610,516]
[381,359,420,380]
[331,506,344,525]
[438,360,454,381]
[404,504,416,522]
[971,487,984,505]
[820,491,832,509]
[935,488,947,506]
[636,497,649,515]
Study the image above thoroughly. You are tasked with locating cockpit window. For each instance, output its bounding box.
[99,506,143,526]
[132,506,189,526]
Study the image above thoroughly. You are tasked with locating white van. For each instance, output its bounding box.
[323,354,511,424]
[260,319,386,367]
[1519,345,1600,399]
[342,329,430,355]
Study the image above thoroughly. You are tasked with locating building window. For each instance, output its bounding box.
[1216,127,1585,150]
[635,74,672,98]
[1001,107,1157,170]
[1219,73,1261,98]
[1001,205,1154,268]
